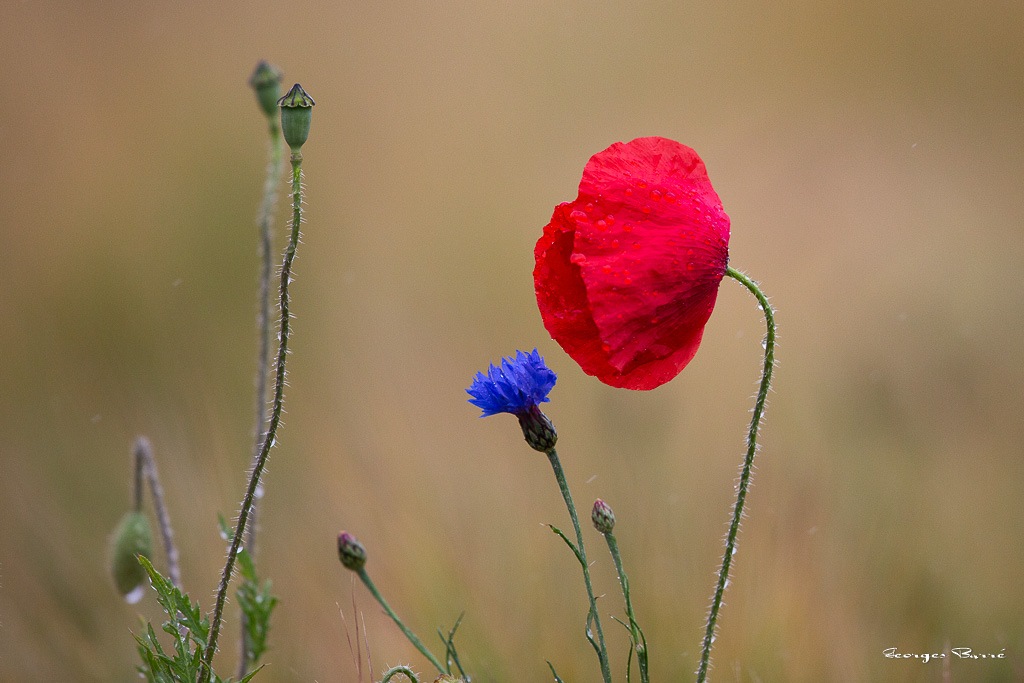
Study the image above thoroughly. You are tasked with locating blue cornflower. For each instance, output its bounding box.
[467,349,556,417]
[467,349,558,451]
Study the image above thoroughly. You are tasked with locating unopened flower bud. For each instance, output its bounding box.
[591,499,615,534]
[278,83,315,152]
[109,511,152,597]
[337,531,366,571]
[518,405,557,453]
[248,61,282,119]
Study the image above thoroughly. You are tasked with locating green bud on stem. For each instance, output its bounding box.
[591,499,616,534]
[337,531,367,571]
[109,511,152,599]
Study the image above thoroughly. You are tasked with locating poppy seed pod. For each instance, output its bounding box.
[278,83,315,152]
[248,60,283,119]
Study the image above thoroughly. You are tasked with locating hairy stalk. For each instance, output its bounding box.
[381,666,419,683]
[134,436,181,589]
[238,110,284,682]
[200,151,305,683]
[546,449,612,683]
[355,567,446,675]
[604,532,648,683]
[696,266,776,682]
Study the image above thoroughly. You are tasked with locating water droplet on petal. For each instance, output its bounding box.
[687,249,694,255]
[650,189,662,201]
[651,317,659,324]
[595,219,607,230]
[570,253,587,265]
[687,262,695,270]
[610,240,619,248]
[624,277,632,284]
[642,205,652,214]
[624,188,633,196]
[601,343,611,352]
[601,265,612,274]
[637,180,647,189]
[623,223,633,232]
[584,203,594,212]
[664,192,677,203]
[570,210,587,221]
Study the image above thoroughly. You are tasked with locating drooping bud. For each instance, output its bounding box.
[517,405,557,453]
[109,511,152,599]
[591,499,615,534]
[248,61,283,119]
[337,531,367,571]
[278,83,315,152]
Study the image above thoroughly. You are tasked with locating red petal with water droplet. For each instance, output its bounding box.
[534,137,730,390]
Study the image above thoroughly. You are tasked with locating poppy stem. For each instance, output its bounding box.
[545,448,613,683]
[696,266,776,683]
[238,98,284,682]
[199,151,305,683]
[133,436,182,589]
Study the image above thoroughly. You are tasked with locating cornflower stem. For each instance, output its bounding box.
[199,151,305,683]
[603,532,648,683]
[133,436,181,589]
[355,567,447,675]
[238,111,284,682]
[696,266,776,683]
[545,448,612,683]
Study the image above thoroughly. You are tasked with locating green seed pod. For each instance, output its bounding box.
[249,61,283,119]
[591,499,616,534]
[278,83,315,152]
[337,531,367,571]
[109,511,152,597]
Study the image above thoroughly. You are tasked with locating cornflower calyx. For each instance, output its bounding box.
[337,531,366,571]
[591,499,616,534]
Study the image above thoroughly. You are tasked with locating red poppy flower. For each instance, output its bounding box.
[534,137,730,390]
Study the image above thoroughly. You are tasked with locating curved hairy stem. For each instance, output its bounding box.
[696,266,776,682]
[238,108,284,682]
[133,436,181,589]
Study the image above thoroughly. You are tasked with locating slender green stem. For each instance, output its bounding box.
[239,112,284,682]
[356,567,446,674]
[133,436,181,589]
[199,152,305,683]
[605,532,648,683]
[696,266,776,683]
[545,449,612,683]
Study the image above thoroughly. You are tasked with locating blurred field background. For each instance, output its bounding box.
[1,1,1023,681]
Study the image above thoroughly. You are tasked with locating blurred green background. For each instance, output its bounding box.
[1,1,1022,681]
